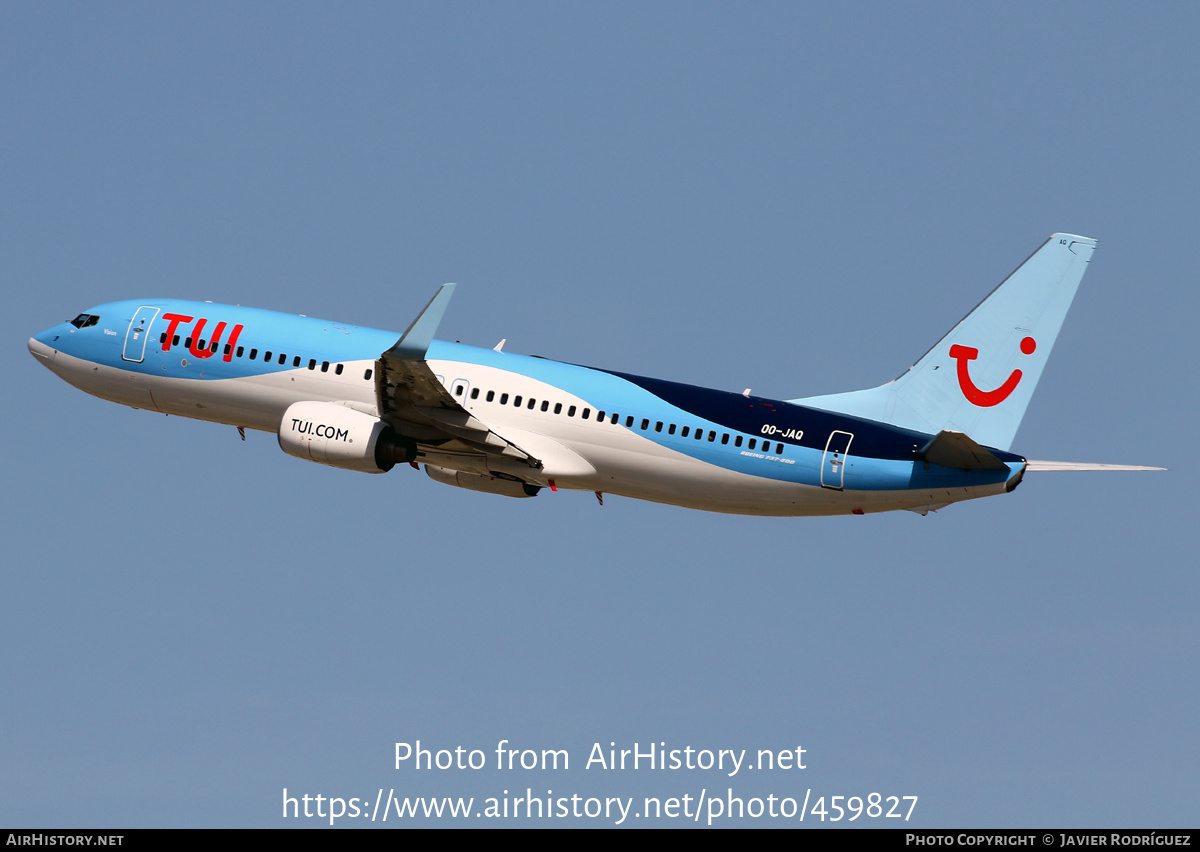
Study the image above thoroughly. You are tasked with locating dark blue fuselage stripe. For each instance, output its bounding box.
[593,367,1022,464]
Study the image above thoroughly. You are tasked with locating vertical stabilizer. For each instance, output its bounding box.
[790,234,1096,451]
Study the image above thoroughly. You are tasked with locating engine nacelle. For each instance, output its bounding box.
[425,464,541,498]
[278,401,414,474]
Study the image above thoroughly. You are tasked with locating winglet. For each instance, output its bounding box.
[386,284,457,361]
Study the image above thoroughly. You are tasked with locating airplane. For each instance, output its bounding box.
[27,233,1161,517]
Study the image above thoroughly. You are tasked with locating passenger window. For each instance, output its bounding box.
[625,416,634,427]
[527,398,536,409]
[611,413,619,425]
[174,335,181,346]
[364,369,373,381]
[735,435,743,447]
[668,424,676,435]
[554,403,563,414]
[748,439,757,450]
[640,418,649,430]
[455,385,464,396]
[278,353,286,365]
[471,388,479,399]
[487,390,495,402]
[187,337,195,349]
[513,395,522,406]
[681,426,690,438]
[597,410,605,421]
[226,344,234,356]
[721,433,729,445]
[265,351,272,361]
[655,421,663,432]
[335,364,343,375]
[708,431,716,442]
[500,393,509,404]
[293,356,301,367]
[236,346,244,357]
[695,429,703,440]
[541,400,549,412]
[568,405,577,417]
[160,333,167,344]
[249,348,257,359]
[308,359,316,370]
[582,408,590,420]
[776,443,784,455]
[321,361,329,372]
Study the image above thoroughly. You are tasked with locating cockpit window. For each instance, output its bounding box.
[69,314,100,329]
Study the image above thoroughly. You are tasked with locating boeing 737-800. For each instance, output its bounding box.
[27,234,1159,516]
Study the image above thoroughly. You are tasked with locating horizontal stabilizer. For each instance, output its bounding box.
[1025,461,1166,471]
[917,430,1010,471]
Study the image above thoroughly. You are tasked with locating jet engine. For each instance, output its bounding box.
[278,401,414,474]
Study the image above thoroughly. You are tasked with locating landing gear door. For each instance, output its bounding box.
[122,306,160,363]
[821,430,854,490]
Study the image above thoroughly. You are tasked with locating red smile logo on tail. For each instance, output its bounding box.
[950,336,1036,407]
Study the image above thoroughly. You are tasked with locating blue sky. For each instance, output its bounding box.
[4,2,1197,827]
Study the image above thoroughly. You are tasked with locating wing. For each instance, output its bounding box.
[374,285,544,476]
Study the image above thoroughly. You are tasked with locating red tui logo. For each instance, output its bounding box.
[949,336,1036,407]
[161,313,244,362]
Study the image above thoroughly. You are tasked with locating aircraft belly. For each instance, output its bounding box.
[602,467,1008,516]
[562,431,1010,516]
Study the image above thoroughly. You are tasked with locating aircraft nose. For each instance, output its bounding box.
[28,333,58,366]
